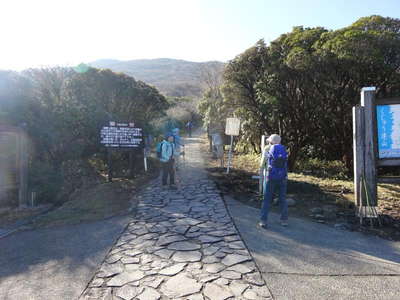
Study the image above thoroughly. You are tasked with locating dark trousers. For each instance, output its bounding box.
[261,178,288,223]
[162,160,175,185]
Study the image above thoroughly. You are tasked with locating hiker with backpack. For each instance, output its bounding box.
[186,121,193,137]
[157,133,176,188]
[259,134,289,228]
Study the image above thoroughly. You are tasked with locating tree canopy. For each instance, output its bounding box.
[200,15,400,170]
[0,66,169,203]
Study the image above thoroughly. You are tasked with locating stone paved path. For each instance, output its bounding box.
[80,136,272,300]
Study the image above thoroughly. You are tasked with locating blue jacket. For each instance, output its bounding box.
[160,140,175,163]
[267,144,288,180]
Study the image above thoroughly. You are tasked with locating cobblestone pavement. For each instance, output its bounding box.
[80,136,272,300]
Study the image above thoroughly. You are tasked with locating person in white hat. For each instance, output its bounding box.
[259,134,289,228]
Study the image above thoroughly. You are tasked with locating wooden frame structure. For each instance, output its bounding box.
[353,88,400,223]
[0,126,29,208]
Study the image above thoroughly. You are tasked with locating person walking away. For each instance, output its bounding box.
[186,121,193,137]
[159,134,176,189]
[259,136,272,181]
[211,133,224,167]
[259,134,288,228]
[172,128,184,171]
[163,118,178,136]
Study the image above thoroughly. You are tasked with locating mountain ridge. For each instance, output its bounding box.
[89,58,225,97]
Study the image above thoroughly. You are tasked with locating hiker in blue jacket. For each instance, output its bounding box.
[159,133,176,188]
[259,134,289,228]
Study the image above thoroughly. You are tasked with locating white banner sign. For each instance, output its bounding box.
[225,118,240,136]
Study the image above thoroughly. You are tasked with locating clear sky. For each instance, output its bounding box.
[1,0,399,70]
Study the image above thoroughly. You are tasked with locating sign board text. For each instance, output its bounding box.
[100,122,143,148]
[377,104,400,158]
[225,118,240,136]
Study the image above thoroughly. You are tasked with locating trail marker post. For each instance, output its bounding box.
[225,118,240,174]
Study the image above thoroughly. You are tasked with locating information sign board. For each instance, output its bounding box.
[100,121,143,148]
[377,104,400,158]
[225,118,240,136]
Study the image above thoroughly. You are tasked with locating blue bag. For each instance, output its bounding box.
[156,142,163,159]
[268,144,288,180]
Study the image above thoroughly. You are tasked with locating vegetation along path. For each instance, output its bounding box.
[80,134,272,300]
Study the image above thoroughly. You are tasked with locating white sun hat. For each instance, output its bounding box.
[267,134,281,144]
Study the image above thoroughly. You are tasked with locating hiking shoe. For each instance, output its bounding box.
[281,221,288,227]
[169,184,178,190]
[258,222,267,229]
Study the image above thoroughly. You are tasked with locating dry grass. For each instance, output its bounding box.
[31,180,134,228]
[0,205,53,227]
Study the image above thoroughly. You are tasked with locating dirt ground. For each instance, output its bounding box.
[200,135,400,241]
[0,158,160,231]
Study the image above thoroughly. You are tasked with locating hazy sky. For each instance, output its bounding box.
[1,0,399,70]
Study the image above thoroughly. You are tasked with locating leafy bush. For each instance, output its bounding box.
[1,67,170,206]
[28,162,63,204]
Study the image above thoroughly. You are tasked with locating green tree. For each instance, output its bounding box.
[210,15,400,172]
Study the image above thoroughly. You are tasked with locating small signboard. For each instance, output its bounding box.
[100,122,143,148]
[376,104,400,158]
[225,118,240,136]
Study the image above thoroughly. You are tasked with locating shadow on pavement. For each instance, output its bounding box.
[0,215,130,300]
[225,196,400,300]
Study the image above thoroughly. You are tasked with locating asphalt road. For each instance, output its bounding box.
[0,215,130,300]
[225,196,400,300]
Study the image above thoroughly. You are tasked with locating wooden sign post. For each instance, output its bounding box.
[353,88,378,221]
[353,106,365,207]
[353,87,400,225]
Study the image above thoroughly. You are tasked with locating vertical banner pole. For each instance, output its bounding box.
[226,135,234,174]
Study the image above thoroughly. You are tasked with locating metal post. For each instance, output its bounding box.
[226,135,234,174]
[31,191,36,207]
[261,135,265,152]
[107,149,113,182]
[144,148,148,172]
[129,151,134,178]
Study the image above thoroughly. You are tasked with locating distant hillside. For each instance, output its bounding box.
[89,58,225,98]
